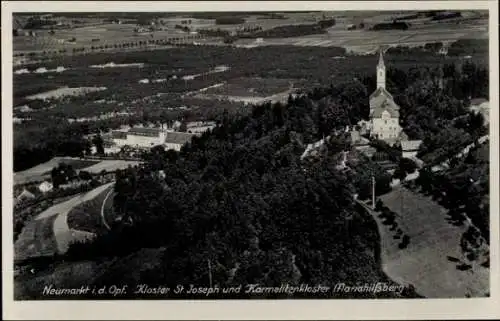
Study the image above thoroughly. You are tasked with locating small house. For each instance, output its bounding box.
[38,181,54,193]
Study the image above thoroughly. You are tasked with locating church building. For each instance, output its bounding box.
[368,49,403,145]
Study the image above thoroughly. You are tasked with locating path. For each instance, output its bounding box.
[100,185,115,230]
[15,183,115,261]
[432,135,488,172]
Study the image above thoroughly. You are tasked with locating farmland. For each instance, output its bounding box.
[195,77,297,104]
[14,157,139,185]
[13,157,100,185]
[13,11,487,61]
[12,35,488,173]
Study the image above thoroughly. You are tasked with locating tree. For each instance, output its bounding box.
[93,134,105,155]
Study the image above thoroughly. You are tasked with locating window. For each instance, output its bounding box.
[385,120,387,124]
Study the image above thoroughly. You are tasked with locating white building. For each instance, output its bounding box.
[164,132,197,151]
[186,121,217,134]
[368,49,403,145]
[38,181,54,193]
[111,126,197,151]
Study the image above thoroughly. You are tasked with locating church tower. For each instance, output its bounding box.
[376,49,386,90]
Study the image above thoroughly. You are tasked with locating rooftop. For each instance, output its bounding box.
[371,105,400,118]
[112,131,128,140]
[128,127,162,137]
[401,140,423,151]
[369,86,394,101]
[165,132,196,145]
[469,98,488,106]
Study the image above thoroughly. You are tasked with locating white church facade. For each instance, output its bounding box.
[368,50,403,144]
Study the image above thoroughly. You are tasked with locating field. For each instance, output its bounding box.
[67,183,114,233]
[81,159,142,174]
[26,86,107,100]
[13,22,193,54]
[233,20,487,53]
[194,77,297,104]
[13,11,488,62]
[13,157,100,185]
[371,187,489,297]
[13,41,487,120]
[14,214,59,262]
[13,157,139,185]
[15,183,115,262]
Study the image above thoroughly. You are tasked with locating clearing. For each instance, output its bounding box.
[365,186,489,298]
[14,158,140,185]
[25,86,107,100]
[14,157,100,185]
[195,77,297,105]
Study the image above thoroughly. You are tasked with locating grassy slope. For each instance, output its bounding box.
[66,184,113,234]
[378,187,489,298]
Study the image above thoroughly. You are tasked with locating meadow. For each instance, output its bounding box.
[377,187,489,298]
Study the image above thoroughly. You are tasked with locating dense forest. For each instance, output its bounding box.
[46,56,487,298]
[60,89,408,299]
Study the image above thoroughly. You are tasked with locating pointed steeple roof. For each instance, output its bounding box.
[377,48,385,68]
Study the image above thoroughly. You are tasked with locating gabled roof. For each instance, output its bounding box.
[372,106,400,118]
[469,98,488,106]
[165,132,195,145]
[112,131,128,139]
[401,140,423,151]
[128,127,161,137]
[370,94,400,117]
[369,86,393,101]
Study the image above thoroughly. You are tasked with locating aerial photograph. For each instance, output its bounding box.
[11,9,490,300]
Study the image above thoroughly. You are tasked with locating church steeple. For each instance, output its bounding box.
[376,48,386,89]
[378,49,385,68]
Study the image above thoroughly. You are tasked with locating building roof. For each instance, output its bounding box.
[369,86,393,101]
[371,105,400,118]
[128,127,161,137]
[187,121,217,128]
[17,189,36,200]
[165,132,195,145]
[399,131,409,141]
[401,140,423,151]
[112,131,128,139]
[470,98,488,106]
